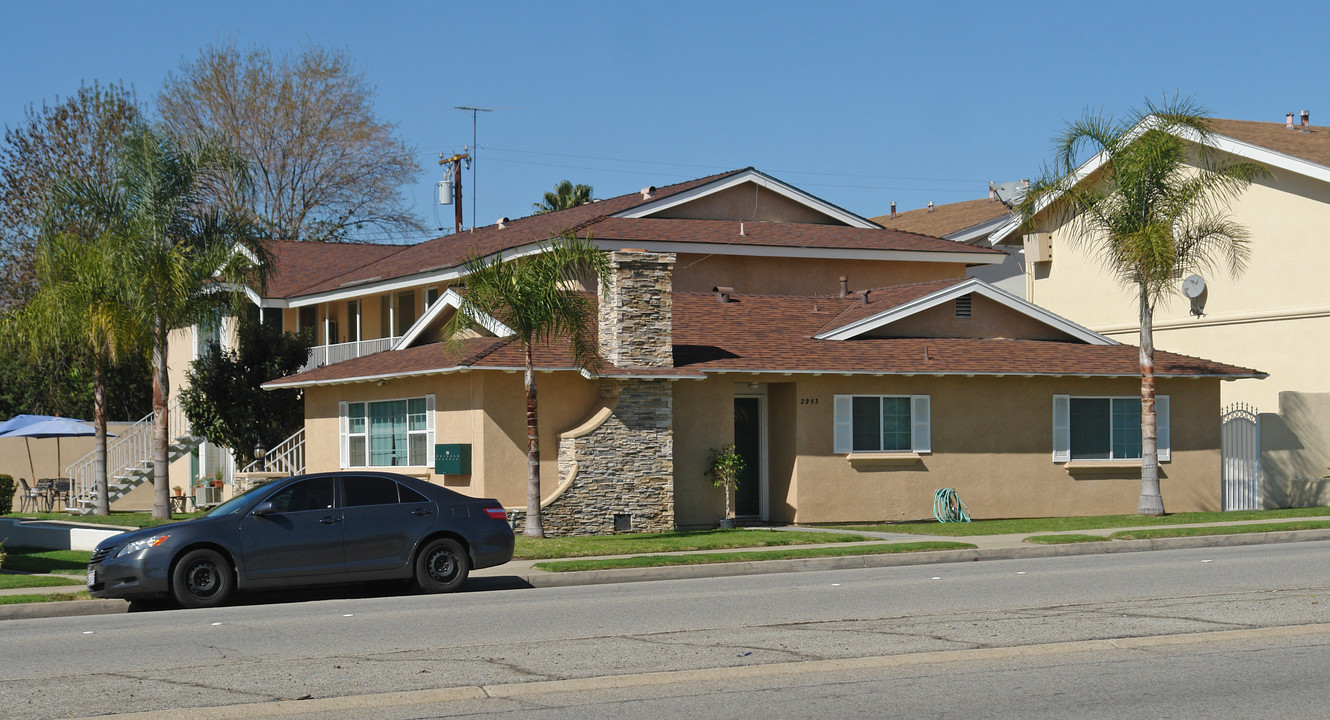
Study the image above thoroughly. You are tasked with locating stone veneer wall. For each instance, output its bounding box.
[598,251,675,368]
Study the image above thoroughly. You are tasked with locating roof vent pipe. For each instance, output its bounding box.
[927,201,935,213]
[839,275,848,298]
[1302,110,1311,129]
[989,182,997,201]
[890,202,897,218]
[496,217,509,229]
[1287,112,1296,129]
[641,186,656,199]
[739,222,745,236]
[712,286,734,303]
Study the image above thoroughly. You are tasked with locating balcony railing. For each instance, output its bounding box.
[300,336,396,372]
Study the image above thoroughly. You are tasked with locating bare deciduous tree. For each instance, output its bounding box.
[0,82,140,310]
[158,42,423,243]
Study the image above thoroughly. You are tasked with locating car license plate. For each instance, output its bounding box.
[87,566,97,587]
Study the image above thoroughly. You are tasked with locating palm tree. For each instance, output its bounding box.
[443,232,609,537]
[532,180,593,214]
[100,125,261,519]
[1019,96,1265,515]
[11,187,144,514]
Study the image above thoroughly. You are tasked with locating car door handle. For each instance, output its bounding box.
[320,516,342,525]
[411,508,432,517]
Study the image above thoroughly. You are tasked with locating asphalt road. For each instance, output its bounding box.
[4,541,1330,719]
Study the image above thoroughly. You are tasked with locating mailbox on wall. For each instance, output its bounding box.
[434,443,472,475]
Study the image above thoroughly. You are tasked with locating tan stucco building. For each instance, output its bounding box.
[989,117,1330,509]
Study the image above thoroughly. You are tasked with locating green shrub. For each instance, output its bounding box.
[0,474,13,515]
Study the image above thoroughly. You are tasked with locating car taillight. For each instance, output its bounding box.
[483,506,507,520]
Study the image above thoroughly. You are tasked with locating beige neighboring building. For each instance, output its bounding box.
[989,116,1330,509]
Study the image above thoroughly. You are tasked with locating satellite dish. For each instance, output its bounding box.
[1181,274,1206,299]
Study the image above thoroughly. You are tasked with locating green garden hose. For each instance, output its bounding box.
[933,488,970,523]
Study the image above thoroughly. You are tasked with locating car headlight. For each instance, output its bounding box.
[116,534,170,558]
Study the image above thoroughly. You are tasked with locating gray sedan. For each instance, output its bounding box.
[88,471,515,608]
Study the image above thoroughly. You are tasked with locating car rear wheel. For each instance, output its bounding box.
[414,537,469,593]
[171,549,234,608]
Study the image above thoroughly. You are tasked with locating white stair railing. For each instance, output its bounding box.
[240,427,305,477]
[65,398,195,512]
[300,336,395,372]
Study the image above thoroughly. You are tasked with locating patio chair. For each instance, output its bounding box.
[17,477,38,513]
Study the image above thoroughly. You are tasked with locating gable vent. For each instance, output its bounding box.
[955,294,973,319]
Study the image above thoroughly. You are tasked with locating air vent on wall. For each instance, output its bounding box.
[955,294,973,319]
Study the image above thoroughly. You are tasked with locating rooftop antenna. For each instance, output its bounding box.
[455,106,493,231]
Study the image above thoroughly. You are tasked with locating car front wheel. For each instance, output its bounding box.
[414,537,470,593]
[171,549,234,608]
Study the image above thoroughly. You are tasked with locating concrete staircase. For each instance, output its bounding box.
[65,400,204,515]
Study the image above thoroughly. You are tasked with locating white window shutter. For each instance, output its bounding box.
[833,395,852,454]
[338,401,349,468]
[1052,394,1071,463]
[1156,395,1171,462]
[911,395,931,453]
[426,393,436,452]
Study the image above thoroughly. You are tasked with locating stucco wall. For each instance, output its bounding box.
[863,294,1079,341]
[1261,391,1330,508]
[652,184,840,224]
[672,374,1222,526]
[672,254,966,296]
[303,370,600,505]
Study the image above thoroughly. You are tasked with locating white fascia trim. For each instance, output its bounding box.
[595,238,1004,265]
[393,288,513,350]
[814,276,1115,344]
[698,368,1258,380]
[946,215,1014,244]
[988,117,1330,245]
[614,169,881,229]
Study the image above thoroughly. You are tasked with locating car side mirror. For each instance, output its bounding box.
[252,501,276,517]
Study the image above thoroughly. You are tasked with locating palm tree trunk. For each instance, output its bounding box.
[93,353,110,515]
[152,316,171,519]
[1137,287,1164,516]
[523,343,545,538]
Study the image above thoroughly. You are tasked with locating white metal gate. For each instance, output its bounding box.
[1221,402,1261,510]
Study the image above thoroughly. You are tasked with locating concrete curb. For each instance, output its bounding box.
[8,527,1330,620]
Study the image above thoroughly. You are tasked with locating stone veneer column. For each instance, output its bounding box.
[598,250,675,368]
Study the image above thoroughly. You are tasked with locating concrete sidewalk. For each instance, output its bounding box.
[6,515,1330,620]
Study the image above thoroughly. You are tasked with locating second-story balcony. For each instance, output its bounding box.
[300,336,396,372]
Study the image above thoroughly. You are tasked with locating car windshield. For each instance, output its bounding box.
[202,481,284,518]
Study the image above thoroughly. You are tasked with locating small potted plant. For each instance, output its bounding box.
[210,469,224,488]
[706,443,745,530]
[172,485,183,497]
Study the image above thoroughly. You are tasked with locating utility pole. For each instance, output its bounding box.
[455,106,492,231]
[438,152,470,234]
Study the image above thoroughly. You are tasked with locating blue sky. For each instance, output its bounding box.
[3,1,1327,242]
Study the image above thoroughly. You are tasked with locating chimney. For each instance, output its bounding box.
[1287,112,1296,129]
[989,183,997,202]
[712,286,733,303]
[1302,110,1311,130]
[838,275,848,298]
[889,202,897,218]
[598,250,676,368]
[927,201,935,213]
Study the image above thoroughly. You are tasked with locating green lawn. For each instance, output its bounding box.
[513,529,872,560]
[532,541,976,572]
[2,511,202,529]
[829,507,1330,537]
[1,548,94,575]
[0,591,89,605]
[1111,520,1330,541]
[0,574,84,589]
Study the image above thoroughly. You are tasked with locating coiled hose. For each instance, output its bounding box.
[933,488,970,523]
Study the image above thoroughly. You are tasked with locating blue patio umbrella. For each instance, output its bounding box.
[0,416,110,485]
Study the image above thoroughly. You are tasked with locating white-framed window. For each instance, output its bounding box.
[833,395,930,454]
[1052,394,1169,462]
[339,394,435,467]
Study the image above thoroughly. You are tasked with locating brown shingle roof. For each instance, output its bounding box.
[586,218,1000,255]
[265,286,1260,387]
[1209,118,1330,168]
[289,169,749,297]
[813,278,968,335]
[869,197,1013,238]
[263,241,408,298]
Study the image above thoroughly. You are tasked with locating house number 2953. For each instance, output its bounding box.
[800,398,819,405]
